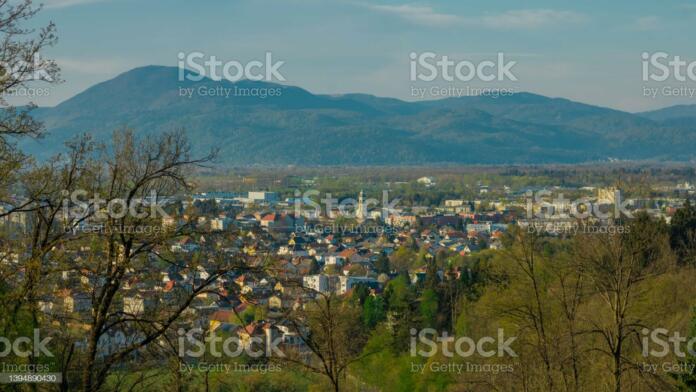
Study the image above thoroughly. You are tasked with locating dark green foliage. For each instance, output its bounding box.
[673,307,696,390]
[363,295,386,328]
[670,199,696,266]
[424,258,439,291]
[419,288,439,329]
[22,66,696,165]
[374,253,390,274]
[308,259,320,274]
[351,283,370,306]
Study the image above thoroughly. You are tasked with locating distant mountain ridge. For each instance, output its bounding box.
[639,104,696,120]
[20,65,696,165]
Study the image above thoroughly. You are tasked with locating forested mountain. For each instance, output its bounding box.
[20,66,696,165]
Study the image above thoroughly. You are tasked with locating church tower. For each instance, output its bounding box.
[356,190,366,222]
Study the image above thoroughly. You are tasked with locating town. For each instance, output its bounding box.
[3,171,693,372]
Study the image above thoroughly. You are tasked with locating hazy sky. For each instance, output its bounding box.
[25,0,696,112]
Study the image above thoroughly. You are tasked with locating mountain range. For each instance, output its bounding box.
[19,65,696,165]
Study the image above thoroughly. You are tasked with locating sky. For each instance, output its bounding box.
[22,0,696,112]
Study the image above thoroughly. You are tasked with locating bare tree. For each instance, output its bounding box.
[279,289,375,392]
[574,219,675,392]
[0,0,60,205]
[551,250,586,392]
[500,228,557,391]
[65,129,225,391]
[0,0,61,345]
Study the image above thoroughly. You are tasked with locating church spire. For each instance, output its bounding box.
[356,190,366,222]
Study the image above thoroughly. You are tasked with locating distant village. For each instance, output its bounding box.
[1,179,694,359]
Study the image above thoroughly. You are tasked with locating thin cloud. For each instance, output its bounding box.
[42,0,109,9]
[628,16,660,31]
[361,4,586,30]
[365,4,460,26]
[475,9,587,30]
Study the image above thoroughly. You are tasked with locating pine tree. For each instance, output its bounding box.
[374,253,391,274]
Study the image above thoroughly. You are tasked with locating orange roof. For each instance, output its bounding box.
[210,310,236,322]
[56,288,72,298]
[339,248,357,258]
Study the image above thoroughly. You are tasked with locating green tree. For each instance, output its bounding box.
[363,295,386,328]
[419,288,438,329]
[384,274,417,352]
[670,199,696,265]
[673,307,696,390]
[351,283,370,305]
[390,246,416,272]
[309,258,320,274]
[424,257,439,290]
[374,253,390,274]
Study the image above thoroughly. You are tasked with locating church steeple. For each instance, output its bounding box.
[356,190,366,222]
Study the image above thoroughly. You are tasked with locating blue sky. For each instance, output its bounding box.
[28,0,696,111]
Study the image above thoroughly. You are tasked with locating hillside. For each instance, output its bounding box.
[19,66,696,165]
